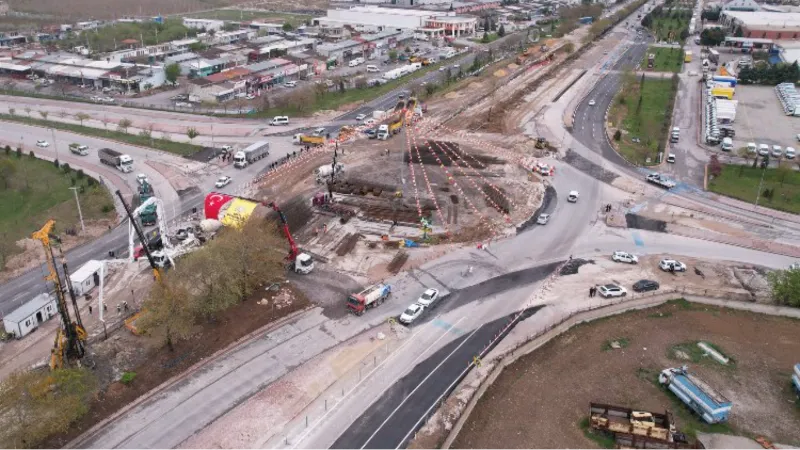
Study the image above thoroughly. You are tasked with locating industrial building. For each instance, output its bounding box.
[2,293,57,339]
[183,18,225,32]
[316,6,439,31]
[719,11,800,39]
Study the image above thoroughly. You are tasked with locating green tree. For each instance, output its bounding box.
[0,158,16,189]
[137,277,195,351]
[118,118,132,134]
[498,23,506,37]
[388,50,398,61]
[7,107,14,116]
[186,126,199,143]
[481,31,490,43]
[736,147,751,176]
[282,22,293,32]
[768,268,800,307]
[38,111,48,121]
[74,112,90,126]
[700,27,726,46]
[165,63,181,86]
[775,161,792,186]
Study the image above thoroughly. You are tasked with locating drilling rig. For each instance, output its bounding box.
[32,220,87,370]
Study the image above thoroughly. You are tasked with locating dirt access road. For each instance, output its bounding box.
[452,300,800,448]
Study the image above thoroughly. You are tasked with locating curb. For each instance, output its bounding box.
[68,306,315,448]
[441,293,800,448]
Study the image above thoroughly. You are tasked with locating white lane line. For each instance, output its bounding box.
[288,314,460,449]
[360,325,481,449]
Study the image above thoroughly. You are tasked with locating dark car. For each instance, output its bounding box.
[633,279,660,292]
[364,128,377,139]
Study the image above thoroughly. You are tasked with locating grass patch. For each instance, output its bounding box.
[471,32,500,43]
[119,371,137,385]
[0,153,114,269]
[643,46,684,73]
[668,341,735,366]
[648,310,673,318]
[578,417,616,448]
[183,9,310,26]
[250,59,450,118]
[708,164,800,215]
[610,77,676,165]
[602,337,630,351]
[650,15,689,42]
[666,298,695,310]
[0,114,204,156]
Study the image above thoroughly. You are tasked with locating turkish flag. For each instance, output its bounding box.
[204,192,234,219]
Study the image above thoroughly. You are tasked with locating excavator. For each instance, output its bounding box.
[32,220,87,370]
[266,202,314,274]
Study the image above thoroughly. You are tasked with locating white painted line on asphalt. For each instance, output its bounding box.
[287,313,450,449]
[360,325,481,449]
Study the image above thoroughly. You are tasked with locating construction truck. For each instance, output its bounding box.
[293,134,325,146]
[266,202,314,274]
[389,117,404,135]
[98,148,133,173]
[659,366,732,424]
[69,143,89,156]
[590,403,674,440]
[347,283,392,316]
[315,162,345,183]
[377,124,390,140]
[151,233,200,269]
[137,181,157,225]
[233,141,270,168]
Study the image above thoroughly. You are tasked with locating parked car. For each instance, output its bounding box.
[633,279,660,292]
[659,259,687,272]
[537,213,550,225]
[612,251,639,264]
[416,288,439,307]
[365,128,377,139]
[399,303,425,324]
[598,284,628,298]
[215,176,232,188]
[284,81,297,88]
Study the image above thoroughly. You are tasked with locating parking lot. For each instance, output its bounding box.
[729,84,800,153]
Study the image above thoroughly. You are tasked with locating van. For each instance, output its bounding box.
[785,146,796,159]
[270,116,289,126]
[772,145,783,157]
[366,65,379,73]
[758,144,769,156]
[348,59,359,67]
[721,137,733,151]
[747,142,757,154]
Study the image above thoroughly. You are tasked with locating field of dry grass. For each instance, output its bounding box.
[7,0,232,20]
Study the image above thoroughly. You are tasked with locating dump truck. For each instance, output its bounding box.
[347,283,392,316]
[659,366,732,424]
[233,141,270,168]
[684,50,692,63]
[590,403,674,440]
[69,143,89,156]
[389,117,404,135]
[792,363,800,398]
[293,134,325,146]
[98,148,133,173]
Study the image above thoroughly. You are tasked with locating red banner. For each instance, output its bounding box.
[204,192,234,219]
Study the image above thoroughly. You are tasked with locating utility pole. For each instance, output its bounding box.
[51,128,58,160]
[69,187,85,233]
[754,158,768,207]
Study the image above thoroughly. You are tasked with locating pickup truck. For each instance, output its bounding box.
[69,143,89,156]
[646,173,676,189]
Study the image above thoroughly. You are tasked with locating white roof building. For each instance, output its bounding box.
[315,6,442,31]
[183,18,225,32]
[2,293,58,339]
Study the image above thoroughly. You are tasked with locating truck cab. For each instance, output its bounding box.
[233,151,248,168]
[293,253,314,274]
[119,154,134,173]
[377,124,390,140]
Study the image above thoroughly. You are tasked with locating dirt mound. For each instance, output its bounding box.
[493,69,507,77]
[559,258,594,275]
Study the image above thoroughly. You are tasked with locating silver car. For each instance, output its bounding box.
[537,213,550,225]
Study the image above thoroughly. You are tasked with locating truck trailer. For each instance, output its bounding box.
[98,148,133,173]
[233,141,270,168]
[659,366,732,424]
[347,283,392,315]
[293,134,325,146]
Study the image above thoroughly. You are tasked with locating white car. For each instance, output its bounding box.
[215,176,232,188]
[221,145,233,153]
[136,173,149,185]
[102,97,115,103]
[589,99,596,106]
[666,153,676,163]
[284,81,297,88]
[612,251,639,264]
[36,140,49,148]
[246,94,256,100]
[399,303,425,324]
[537,213,550,225]
[659,259,687,272]
[598,284,628,298]
[567,191,579,203]
[355,113,367,121]
[439,66,447,71]
[363,118,377,127]
[535,162,550,175]
[416,288,439,307]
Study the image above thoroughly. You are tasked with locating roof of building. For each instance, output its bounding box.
[339,5,438,16]
[317,39,362,52]
[245,58,292,73]
[120,38,138,44]
[166,52,200,63]
[725,36,773,44]
[0,60,30,71]
[781,48,800,63]
[723,11,800,28]
[70,260,103,283]
[426,15,478,23]
[205,66,251,82]
[4,293,54,324]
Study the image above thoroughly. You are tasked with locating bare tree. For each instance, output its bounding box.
[186,127,200,143]
[23,107,31,117]
[39,111,48,121]
[75,112,90,126]
[7,107,14,116]
[117,118,132,134]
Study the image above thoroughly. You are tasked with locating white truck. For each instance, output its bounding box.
[233,141,270,169]
[377,124,390,140]
[373,110,387,120]
[98,148,133,173]
[315,162,345,183]
[69,143,89,156]
[646,172,677,189]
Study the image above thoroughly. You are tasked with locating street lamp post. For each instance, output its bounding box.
[51,128,58,160]
[69,187,85,233]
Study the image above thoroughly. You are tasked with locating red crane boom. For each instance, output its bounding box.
[267,202,299,262]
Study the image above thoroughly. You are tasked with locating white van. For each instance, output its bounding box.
[747,142,757,154]
[785,146,796,159]
[271,116,289,126]
[366,65,379,73]
[758,144,769,156]
[721,137,733,151]
[772,145,783,157]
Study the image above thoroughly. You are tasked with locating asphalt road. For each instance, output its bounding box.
[332,306,545,450]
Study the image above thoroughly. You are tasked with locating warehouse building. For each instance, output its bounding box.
[315,6,439,31]
[183,18,225,32]
[719,11,800,39]
[2,293,57,339]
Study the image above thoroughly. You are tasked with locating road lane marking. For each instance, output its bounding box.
[360,325,481,449]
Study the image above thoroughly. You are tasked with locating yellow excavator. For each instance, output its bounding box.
[32,220,87,370]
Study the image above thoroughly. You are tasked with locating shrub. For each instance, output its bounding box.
[120,371,137,385]
[4,145,10,155]
[613,129,622,141]
[87,177,96,187]
[101,204,113,213]
[62,162,71,173]
[77,169,85,179]
[53,158,59,168]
